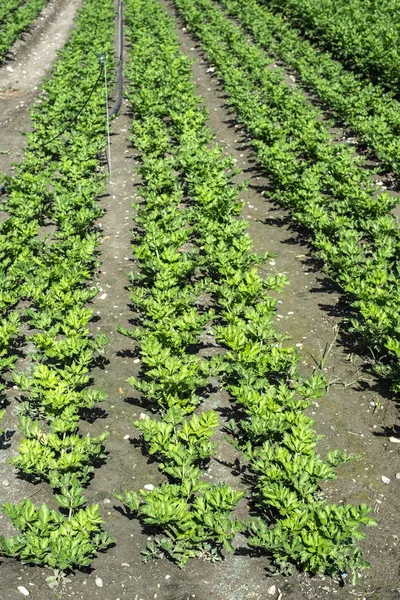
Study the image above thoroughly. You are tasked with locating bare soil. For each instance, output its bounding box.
[0,1,399,599]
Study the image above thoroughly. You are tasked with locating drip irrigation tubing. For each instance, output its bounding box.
[110,0,123,117]
[0,0,124,196]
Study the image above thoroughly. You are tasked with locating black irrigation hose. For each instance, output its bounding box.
[110,0,123,117]
[0,71,102,196]
[0,0,124,196]
[42,67,104,149]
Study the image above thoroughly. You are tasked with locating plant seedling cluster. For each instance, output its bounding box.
[174,0,400,392]
[0,0,116,570]
[219,0,400,177]
[115,0,246,567]
[0,0,50,64]
[263,0,400,94]
[115,0,376,579]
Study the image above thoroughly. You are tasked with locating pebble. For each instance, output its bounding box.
[17,587,29,596]
[99,293,107,300]
[143,484,154,491]
[165,575,171,580]
[103,498,111,504]
[95,577,103,588]
[382,476,390,484]
[124,435,130,440]
[121,563,130,567]
[389,436,400,444]
[2,480,10,487]
[396,473,400,480]
[267,585,276,595]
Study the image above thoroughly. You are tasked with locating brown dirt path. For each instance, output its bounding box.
[0,0,82,176]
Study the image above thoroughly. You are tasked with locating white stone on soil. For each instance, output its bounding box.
[17,587,29,596]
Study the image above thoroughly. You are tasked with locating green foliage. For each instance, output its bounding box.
[116,482,244,567]
[0,311,20,372]
[0,0,50,64]
[134,408,218,480]
[174,0,400,390]
[10,414,108,483]
[221,0,400,175]
[0,0,116,572]
[0,499,114,570]
[262,0,400,93]
[249,503,375,577]
[0,408,4,438]
[127,347,208,413]
[118,0,376,580]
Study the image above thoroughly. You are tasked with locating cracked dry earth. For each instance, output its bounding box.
[0,1,400,599]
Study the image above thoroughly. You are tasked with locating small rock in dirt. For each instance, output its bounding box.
[95,577,103,588]
[6,66,14,72]
[121,563,130,567]
[2,480,10,487]
[389,437,400,444]
[99,293,107,300]
[396,473,400,480]
[124,435,130,440]
[382,476,390,484]
[267,585,276,595]
[17,587,29,596]
[143,484,154,491]
[165,575,171,580]
[103,498,111,504]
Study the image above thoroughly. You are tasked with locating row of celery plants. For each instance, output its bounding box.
[260,0,400,94]
[173,0,400,392]
[115,0,245,567]
[0,0,26,27]
[0,0,118,320]
[0,0,116,571]
[218,0,400,178]
[115,0,375,580]
[0,0,50,63]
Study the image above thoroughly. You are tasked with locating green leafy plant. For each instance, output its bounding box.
[0,0,116,573]
[116,481,244,567]
[173,0,400,392]
[0,499,114,569]
[116,0,376,581]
